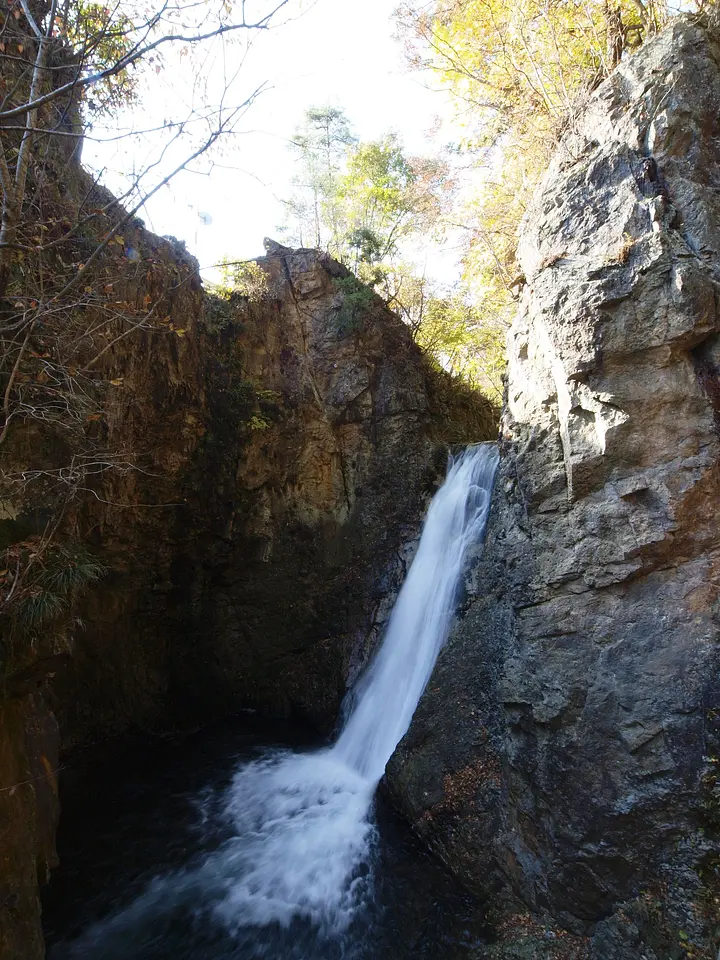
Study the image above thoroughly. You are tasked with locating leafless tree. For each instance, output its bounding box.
[0,0,296,627]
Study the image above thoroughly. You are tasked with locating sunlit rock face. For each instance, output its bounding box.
[387,19,720,955]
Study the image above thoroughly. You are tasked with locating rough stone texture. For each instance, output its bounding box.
[0,695,59,960]
[0,195,208,960]
[474,909,590,960]
[388,19,720,958]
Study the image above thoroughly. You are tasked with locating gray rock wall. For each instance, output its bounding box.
[387,19,720,957]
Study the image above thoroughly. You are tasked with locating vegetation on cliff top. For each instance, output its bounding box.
[394,0,716,308]
[219,1,716,402]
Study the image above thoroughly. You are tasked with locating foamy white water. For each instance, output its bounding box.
[56,444,499,955]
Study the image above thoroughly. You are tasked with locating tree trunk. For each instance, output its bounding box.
[605,2,624,69]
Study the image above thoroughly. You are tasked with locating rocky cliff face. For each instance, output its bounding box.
[56,242,494,745]
[0,696,58,960]
[388,19,720,958]
[0,154,495,951]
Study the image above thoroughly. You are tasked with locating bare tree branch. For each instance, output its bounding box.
[0,0,290,121]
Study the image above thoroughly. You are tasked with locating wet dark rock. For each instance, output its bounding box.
[0,695,59,960]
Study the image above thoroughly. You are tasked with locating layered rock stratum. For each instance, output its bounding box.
[388,18,720,959]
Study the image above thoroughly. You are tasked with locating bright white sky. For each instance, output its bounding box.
[83,0,458,278]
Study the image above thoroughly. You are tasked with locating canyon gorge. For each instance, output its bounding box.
[1,14,719,960]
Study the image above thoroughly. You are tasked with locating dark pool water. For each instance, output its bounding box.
[43,717,487,960]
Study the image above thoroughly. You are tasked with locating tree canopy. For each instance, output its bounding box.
[275,105,505,400]
[281,107,449,276]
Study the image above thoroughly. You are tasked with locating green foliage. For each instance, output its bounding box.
[214,375,258,428]
[384,0,718,402]
[347,227,384,266]
[280,0,698,403]
[392,0,681,350]
[339,135,449,270]
[294,107,357,181]
[248,415,271,431]
[63,1,139,114]
[377,265,506,401]
[246,390,282,431]
[338,136,413,264]
[280,103,505,393]
[202,294,238,334]
[279,105,509,392]
[280,105,511,385]
[281,110,450,271]
[1,539,106,633]
[203,262,270,334]
[417,296,506,400]
[203,370,284,443]
[216,260,270,301]
[282,106,358,250]
[332,274,375,334]
[256,389,282,406]
[397,0,660,152]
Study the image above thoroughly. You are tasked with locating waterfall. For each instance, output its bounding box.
[208,443,499,934]
[53,444,499,957]
[334,443,500,781]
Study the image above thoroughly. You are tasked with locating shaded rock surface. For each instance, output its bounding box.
[0,696,58,960]
[0,155,495,952]
[55,243,495,744]
[387,18,720,958]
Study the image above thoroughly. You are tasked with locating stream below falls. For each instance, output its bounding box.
[43,719,488,959]
[43,444,499,960]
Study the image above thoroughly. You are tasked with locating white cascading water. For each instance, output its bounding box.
[334,442,500,782]
[56,444,498,957]
[208,442,499,934]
